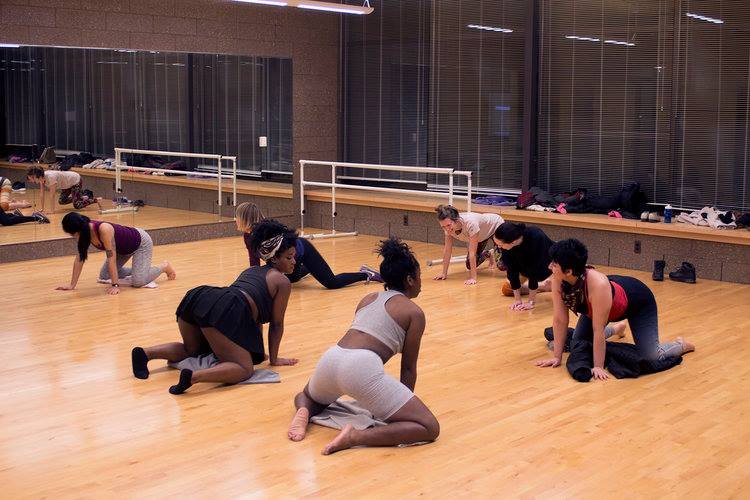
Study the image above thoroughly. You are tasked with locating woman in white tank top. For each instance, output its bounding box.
[287,237,439,455]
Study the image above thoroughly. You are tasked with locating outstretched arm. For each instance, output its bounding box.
[435,234,453,280]
[399,307,426,391]
[536,276,568,367]
[267,275,297,366]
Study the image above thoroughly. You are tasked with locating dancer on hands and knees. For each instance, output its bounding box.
[26,167,101,214]
[131,220,299,394]
[288,237,439,454]
[246,220,383,288]
[58,213,175,295]
[536,238,695,380]
[493,221,554,311]
[433,204,503,285]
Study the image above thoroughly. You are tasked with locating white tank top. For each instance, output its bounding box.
[349,290,407,354]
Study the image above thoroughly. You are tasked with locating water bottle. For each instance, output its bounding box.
[663,204,673,224]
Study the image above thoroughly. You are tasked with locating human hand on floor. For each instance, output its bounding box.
[433,273,447,280]
[464,278,477,285]
[106,286,120,295]
[56,284,75,291]
[535,357,561,368]
[591,367,609,380]
[271,357,299,366]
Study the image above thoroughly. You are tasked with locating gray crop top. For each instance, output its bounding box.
[349,290,408,354]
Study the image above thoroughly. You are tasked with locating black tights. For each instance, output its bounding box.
[0,211,36,226]
[289,238,368,289]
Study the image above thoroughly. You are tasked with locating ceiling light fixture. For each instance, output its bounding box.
[233,0,372,15]
[467,24,513,33]
[234,0,289,6]
[686,12,723,24]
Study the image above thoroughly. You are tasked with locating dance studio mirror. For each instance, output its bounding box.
[0,45,292,247]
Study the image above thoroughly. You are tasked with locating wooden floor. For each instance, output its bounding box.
[0,204,230,246]
[1,233,748,497]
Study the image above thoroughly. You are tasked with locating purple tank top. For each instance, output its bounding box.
[91,220,142,255]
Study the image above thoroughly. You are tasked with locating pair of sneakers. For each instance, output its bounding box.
[12,209,50,224]
[360,264,384,283]
[653,260,696,283]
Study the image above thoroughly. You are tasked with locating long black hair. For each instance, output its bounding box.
[62,212,92,262]
[377,237,419,292]
[549,238,588,276]
[248,219,298,262]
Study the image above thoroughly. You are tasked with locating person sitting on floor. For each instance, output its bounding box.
[287,237,439,455]
[536,238,695,379]
[131,219,299,394]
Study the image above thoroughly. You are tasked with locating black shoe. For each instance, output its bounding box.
[32,211,50,224]
[668,261,696,284]
[652,260,665,281]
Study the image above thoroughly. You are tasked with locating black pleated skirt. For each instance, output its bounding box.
[175,285,265,364]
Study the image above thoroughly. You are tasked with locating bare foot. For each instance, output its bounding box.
[676,337,695,354]
[288,407,310,441]
[612,320,627,339]
[163,261,177,280]
[321,424,356,455]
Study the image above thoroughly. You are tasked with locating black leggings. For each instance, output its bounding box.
[288,238,368,289]
[0,211,37,226]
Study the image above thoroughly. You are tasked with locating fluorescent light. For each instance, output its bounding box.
[686,12,723,24]
[234,0,288,5]
[297,1,373,14]
[467,24,513,33]
[604,39,635,47]
[565,35,600,42]
[0,43,21,48]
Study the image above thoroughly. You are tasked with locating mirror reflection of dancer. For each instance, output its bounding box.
[26,167,101,214]
[288,237,439,455]
[433,204,504,285]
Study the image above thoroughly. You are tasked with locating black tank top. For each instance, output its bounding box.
[230,265,274,324]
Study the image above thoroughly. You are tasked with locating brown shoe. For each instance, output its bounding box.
[501,281,514,296]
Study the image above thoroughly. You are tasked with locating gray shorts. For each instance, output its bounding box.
[307,345,414,420]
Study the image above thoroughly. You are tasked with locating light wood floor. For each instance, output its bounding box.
[1,204,230,246]
[1,233,748,497]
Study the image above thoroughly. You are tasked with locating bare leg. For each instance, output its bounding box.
[288,386,328,441]
[186,327,254,386]
[321,396,439,455]
[610,320,627,339]
[133,319,206,378]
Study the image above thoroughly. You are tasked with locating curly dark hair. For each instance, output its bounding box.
[248,219,298,261]
[549,238,588,276]
[377,237,419,291]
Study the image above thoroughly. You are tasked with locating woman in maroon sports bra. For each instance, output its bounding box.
[59,212,176,295]
[536,238,694,380]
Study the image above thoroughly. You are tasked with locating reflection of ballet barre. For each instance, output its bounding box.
[99,206,140,215]
[301,230,358,240]
[426,255,466,267]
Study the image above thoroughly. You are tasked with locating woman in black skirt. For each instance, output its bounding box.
[131,220,300,394]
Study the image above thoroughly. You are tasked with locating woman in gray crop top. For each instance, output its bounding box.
[287,237,439,455]
[131,221,300,395]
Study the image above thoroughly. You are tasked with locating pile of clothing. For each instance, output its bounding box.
[676,206,737,230]
[516,181,648,219]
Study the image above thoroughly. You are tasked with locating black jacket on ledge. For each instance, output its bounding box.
[566,339,683,382]
[501,226,554,290]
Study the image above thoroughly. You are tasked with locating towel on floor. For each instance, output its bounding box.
[97,276,158,288]
[168,353,280,384]
[310,399,386,430]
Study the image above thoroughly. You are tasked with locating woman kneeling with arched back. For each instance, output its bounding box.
[287,237,439,455]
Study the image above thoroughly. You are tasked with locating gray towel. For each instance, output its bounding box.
[168,354,280,384]
[309,399,386,430]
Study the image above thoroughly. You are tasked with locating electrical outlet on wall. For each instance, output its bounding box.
[403,214,409,226]
[634,240,641,254]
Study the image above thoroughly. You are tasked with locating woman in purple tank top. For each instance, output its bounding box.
[58,213,176,295]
